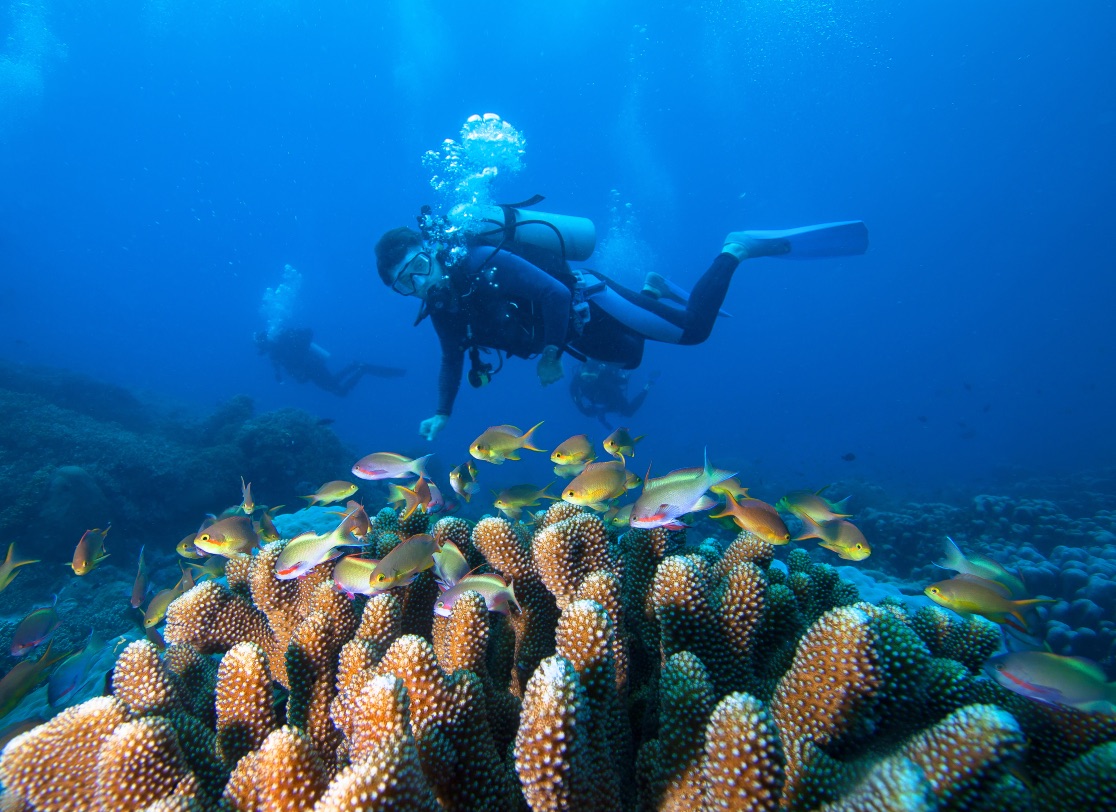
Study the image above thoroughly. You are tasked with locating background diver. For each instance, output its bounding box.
[570,360,657,428]
[254,326,405,397]
[374,206,868,440]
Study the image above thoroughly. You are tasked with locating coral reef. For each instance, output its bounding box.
[2,504,1115,810]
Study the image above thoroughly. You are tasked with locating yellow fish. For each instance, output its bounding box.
[0,639,67,719]
[562,460,634,511]
[470,421,546,464]
[709,494,791,544]
[176,531,204,560]
[794,515,871,561]
[301,480,359,506]
[925,575,1055,632]
[551,434,596,468]
[0,544,38,593]
[193,515,258,558]
[709,477,749,501]
[777,489,852,524]
[144,575,190,629]
[255,505,285,543]
[603,427,644,461]
[936,537,1026,598]
[240,476,255,515]
[188,557,227,582]
[387,476,436,521]
[493,483,556,520]
[130,546,150,609]
[332,555,380,599]
[369,534,437,594]
[602,503,634,528]
[450,461,480,502]
[71,526,110,575]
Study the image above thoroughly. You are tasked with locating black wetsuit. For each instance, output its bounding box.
[426,246,742,416]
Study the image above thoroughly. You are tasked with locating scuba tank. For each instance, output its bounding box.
[449,195,596,262]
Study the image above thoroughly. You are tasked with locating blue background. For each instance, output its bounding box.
[2,0,1114,504]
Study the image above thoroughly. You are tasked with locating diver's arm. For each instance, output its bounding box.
[432,313,466,419]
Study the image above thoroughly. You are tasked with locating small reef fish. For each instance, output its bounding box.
[0,639,67,719]
[130,546,150,609]
[301,480,359,505]
[240,476,255,515]
[0,543,39,593]
[352,452,432,481]
[936,537,1026,598]
[332,555,380,599]
[71,526,110,575]
[924,575,1055,631]
[387,476,436,521]
[630,451,733,530]
[10,596,61,657]
[602,503,634,528]
[193,515,258,558]
[432,541,471,588]
[469,422,546,464]
[332,500,371,540]
[551,434,596,469]
[47,630,102,707]
[274,520,360,580]
[493,483,556,520]
[603,427,644,461]
[794,515,872,561]
[434,573,520,617]
[709,494,791,544]
[369,534,437,594]
[563,461,636,511]
[188,557,227,582]
[177,530,205,560]
[553,463,589,478]
[986,650,1116,714]
[777,489,852,524]
[256,506,284,543]
[144,573,191,629]
[450,461,480,502]
[709,477,749,501]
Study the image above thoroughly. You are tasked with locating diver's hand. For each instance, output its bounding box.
[419,414,448,441]
[537,345,564,386]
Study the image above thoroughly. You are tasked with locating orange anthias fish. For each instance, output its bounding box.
[794,515,871,561]
[193,515,259,558]
[924,575,1056,632]
[551,434,596,471]
[71,526,110,575]
[240,476,255,515]
[130,545,151,609]
[10,596,61,657]
[562,461,635,512]
[0,639,67,719]
[332,500,371,540]
[369,534,437,594]
[0,544,39,593]
[450,461,480,502]
[301,480,359,506]
[469,422,546,464]
[709,494,791,544]
[603,427,644,461]
[255,505,285,544]
[387,476,436,521]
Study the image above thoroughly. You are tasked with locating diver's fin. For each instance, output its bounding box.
[737,221,869,260]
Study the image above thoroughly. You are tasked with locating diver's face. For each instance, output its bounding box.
[390,249,441,298]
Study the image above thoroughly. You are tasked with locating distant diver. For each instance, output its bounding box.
[375,202,868,440]
[569,360,656,429]
[255,326,404,397]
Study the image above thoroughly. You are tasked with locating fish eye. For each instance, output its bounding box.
[376,574,385,582]
[199,534,210,542]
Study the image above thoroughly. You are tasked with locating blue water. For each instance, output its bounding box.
[2,0,1114,502]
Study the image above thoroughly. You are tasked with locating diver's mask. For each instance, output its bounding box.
[391,251,434,296]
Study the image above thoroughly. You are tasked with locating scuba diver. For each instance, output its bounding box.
[570,361,657,428]
[374,202,869,440]
[255,326,405,396]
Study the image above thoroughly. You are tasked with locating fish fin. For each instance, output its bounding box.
[412,453,434,476]
[692,494,718,512]
[520,420,547,453]
[792,513,825,542]
[935,536,968,572]
[953,573,1012,597]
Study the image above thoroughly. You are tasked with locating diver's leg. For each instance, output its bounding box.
[333,362,366,397]
[569,307,646,369]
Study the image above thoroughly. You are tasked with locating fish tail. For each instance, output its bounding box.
[935,536,968,571]
[521,420,546,452]
[412,453,434,476]
[792,513,825,542]
[7,543,40,569]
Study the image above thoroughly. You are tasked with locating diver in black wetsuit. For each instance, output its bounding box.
[255,327,404,397]
[374,218,868,440]
[570,361,656,428]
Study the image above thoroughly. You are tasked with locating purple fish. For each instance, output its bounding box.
[11,596,61,657]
